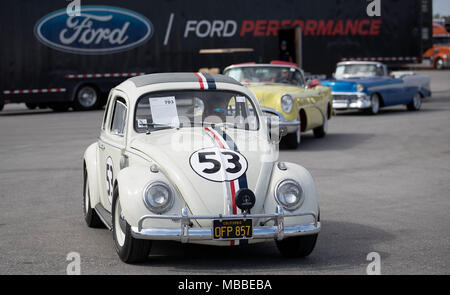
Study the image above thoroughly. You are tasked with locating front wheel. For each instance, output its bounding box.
[0,100,4,111]
[112,186,151,263]
[407,93,422,111]
[366,94,380,115]
[276,234,318,258]
[25,103,37,110]
[435,58,444,70]
[73,85,100,111]
[282,116,301,149]
[313,110,328,138]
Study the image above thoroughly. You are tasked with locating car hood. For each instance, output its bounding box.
[246,84,302,103]
[321,77,386,92]
[129,127,274,218]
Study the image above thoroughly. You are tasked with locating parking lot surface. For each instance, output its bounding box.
[0,70,449,274]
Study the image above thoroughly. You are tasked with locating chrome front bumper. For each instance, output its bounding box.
[261,107,300,134]
[131,205,320,243]
[332,92,371,110]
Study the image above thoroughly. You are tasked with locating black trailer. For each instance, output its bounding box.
[0,0,432,111]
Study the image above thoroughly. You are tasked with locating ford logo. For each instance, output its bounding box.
[34,6,153,54]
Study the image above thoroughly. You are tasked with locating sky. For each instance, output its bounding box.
[433,0,450,16]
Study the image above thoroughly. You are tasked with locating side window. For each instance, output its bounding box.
[226,96,258,130]
[110,98,127,136]
[101,96,112,130]
[293,71,305,87]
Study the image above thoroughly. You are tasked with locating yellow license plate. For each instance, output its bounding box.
[213,219,253,240]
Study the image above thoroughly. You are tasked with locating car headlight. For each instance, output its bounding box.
[275,179,304,211]
[356,84,364,92]
[143,181,174,213]
[281,94,294,113]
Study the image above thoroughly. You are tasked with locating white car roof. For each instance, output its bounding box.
[336,61,384,67]
[114,73,255,105]
[224,63,301,72]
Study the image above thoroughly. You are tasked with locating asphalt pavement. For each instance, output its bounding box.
[0,70,449,274]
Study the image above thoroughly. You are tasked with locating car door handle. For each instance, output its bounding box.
[98,142,105,150]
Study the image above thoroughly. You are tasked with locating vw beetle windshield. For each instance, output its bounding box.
[334,64,382,79]
[225,66,304,87]
[135,90,259,132]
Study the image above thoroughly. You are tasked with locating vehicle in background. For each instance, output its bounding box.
[422,23,450,70]
[224,62,332,149]
[0,0,432,112]
[321,61,431,115]
[83,73,321,262]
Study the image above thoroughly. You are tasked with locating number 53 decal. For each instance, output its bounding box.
[189,148,248,182]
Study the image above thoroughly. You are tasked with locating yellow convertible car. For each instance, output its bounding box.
[224,62,332,148]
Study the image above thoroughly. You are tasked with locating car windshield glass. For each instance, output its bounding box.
[433,36,450,45]
[334,64,381,79]
[225,66,304,86]
[135,90,259,133]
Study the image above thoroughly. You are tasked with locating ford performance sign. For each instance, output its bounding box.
[34,6,153,54]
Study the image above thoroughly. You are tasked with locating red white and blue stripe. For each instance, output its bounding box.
[204,126,249,246]
[194,72,217,90]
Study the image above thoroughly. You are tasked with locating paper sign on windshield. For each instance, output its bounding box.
[149,96,179,126]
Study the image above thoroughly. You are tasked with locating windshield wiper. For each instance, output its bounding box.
[142,122,174,134]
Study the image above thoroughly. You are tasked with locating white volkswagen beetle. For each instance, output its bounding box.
[83,73,321,263]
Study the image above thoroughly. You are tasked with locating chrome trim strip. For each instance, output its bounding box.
[279,121,300,126]
[331,92,366,96]
[98,137,125,150]
[261,107,288,121]
[127,148,151,162]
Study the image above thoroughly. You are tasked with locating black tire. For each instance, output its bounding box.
[282,132,299,149]
[0,101,4,111]
[435,58,444,70]
[313,110,328,138]
[25,103,37,110]
[49,103,69,112]
[83,169,104,228]
[281,117,301,149]
[276,234,318,258]
[365,93,380,115]
[73,85,101,111]
[112,186,151,263]
[407,93,422,111]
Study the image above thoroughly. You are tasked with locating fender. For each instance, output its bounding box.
[117,165,186,228]
[84,142,100,209]
[265,162,319,226]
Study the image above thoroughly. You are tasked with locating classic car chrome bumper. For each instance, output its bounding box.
[131,205,320,243]
[332,92,371,110]
[261,107,300,134]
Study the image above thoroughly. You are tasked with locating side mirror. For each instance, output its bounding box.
[267,116,287,144]
[307,79,321,88]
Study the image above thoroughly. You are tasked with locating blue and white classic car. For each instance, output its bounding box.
[321,61,431,115]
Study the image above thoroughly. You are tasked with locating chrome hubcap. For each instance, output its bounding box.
[414,94,421,109]
[371,96,379,113]
[77,87,97,108]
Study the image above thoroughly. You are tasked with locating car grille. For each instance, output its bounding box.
[333,94,358,101]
